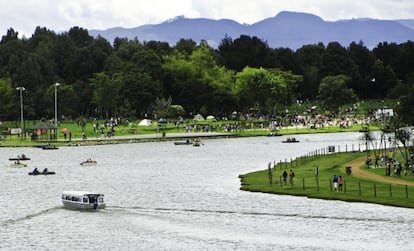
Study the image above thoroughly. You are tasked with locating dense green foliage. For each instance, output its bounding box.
[0,26,413,125]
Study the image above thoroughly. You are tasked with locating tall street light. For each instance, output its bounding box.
[16,86,25,140]
[54,82,60,139]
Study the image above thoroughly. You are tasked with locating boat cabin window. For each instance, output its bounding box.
[62,195,81,201]
[62,195,71,200]
[88,196,97,203]
[62,193,102,203]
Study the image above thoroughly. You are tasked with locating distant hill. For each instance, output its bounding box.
[90,11,414,50]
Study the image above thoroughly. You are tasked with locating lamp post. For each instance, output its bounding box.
[16,87,25,140]
[54,83,60,139]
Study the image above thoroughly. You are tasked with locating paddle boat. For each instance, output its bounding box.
[9,154,31,161]
[174,139,192,145]
[80,159,98,166]
[62,191,105,210]
[267,133,282,137]
[28,168,55,175]
[282,137,300,143]
[10,160,28,167]
[193,139,202,147]
[42,144,59,150]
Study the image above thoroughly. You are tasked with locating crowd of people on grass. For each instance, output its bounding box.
[366,152,414,177]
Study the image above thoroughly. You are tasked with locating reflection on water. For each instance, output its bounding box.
[1,132,413,250]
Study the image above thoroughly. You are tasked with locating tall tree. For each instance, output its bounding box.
[317,75,357,112]
[90,72,120,118]
[234,67,299,114]
[295,43,326,99]
[348,41,376,98]
[173,39,196,56]
[163,44,235,115]
[321,42,358,79]
[218,35,273,71]
[153,96,172,119]
[0,78,14,119]
[370,60,398,98]
[395,88,414,125]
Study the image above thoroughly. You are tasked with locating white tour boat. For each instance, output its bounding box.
[61,191,105,210]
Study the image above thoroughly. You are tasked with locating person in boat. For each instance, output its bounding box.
[42,168,48,174]
[32,168,40,174]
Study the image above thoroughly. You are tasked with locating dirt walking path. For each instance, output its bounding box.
[345,157,414,187]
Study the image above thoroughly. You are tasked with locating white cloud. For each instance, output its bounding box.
[0,0,413,38]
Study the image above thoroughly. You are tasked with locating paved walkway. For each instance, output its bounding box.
[65,131,232,145]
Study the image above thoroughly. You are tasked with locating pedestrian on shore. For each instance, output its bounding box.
[282,170,288,185]
[289,169,295,186]
[338,176,343,191]
[332,175,339,191]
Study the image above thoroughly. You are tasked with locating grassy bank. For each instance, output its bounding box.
[0,119,373,147]
[239,151,414,208]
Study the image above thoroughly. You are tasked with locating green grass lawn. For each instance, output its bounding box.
[239,151,414,208]
[1,118,373,147]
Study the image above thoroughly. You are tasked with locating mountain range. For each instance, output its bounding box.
[90,11,414,50]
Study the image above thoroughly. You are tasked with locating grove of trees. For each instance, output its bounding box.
[0,26,413,124]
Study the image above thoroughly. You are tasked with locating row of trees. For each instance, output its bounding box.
[0,26,413,123]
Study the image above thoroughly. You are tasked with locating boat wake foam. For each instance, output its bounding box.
[1,206,61,227]
[106,206,407,224]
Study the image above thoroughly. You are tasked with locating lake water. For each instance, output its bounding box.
[1,132,413,250]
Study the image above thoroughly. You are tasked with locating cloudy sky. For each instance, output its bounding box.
[1,0,413,37]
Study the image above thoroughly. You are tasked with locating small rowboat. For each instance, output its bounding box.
[9,154,31,161]
[42,144,59,150]
[282,137,300,143]
[174,141,192,145]
[80,159,98,166]
[28,171,56,175]
[10,161,27,167]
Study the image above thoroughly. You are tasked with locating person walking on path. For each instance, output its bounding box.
[282,170,288,185]
[289,169,295,186]
[332,175,339,191]
[338,176,344,191]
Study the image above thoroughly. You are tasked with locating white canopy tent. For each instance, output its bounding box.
[138,119,152,126]
[193,114,205,121]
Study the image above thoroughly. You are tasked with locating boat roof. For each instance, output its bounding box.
[62,191,104,197]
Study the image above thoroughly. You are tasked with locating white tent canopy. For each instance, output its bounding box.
[206,115,216,121]
[193,114,205,121]
[138,119,152,126]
